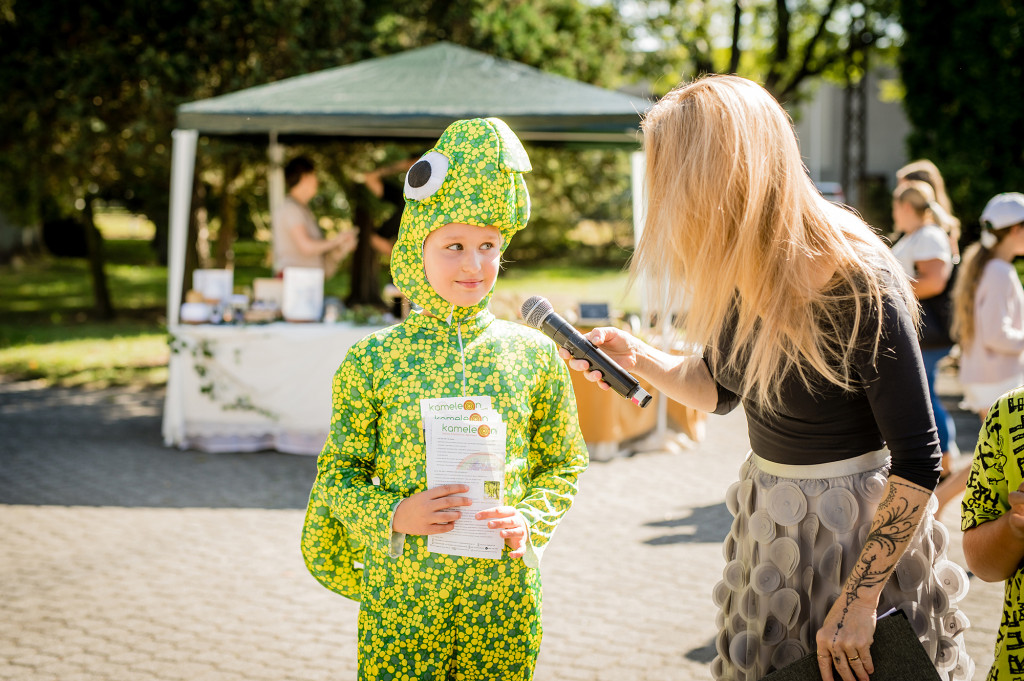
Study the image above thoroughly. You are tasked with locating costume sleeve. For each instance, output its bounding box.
[315,341,405,558]
[976,270,1024,355]
[516,343,589,568]
[857,292,942,489]
[962,396,1012,531]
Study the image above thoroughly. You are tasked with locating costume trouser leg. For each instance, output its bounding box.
[358,601,457,680]
[358,553,543,681]
[451,559,542,681]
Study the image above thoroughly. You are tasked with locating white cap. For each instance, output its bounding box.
[981,192,1024,230]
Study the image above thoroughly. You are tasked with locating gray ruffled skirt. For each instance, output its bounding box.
[711,450,973,681]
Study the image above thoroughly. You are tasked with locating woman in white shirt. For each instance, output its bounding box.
[891,180,959,476]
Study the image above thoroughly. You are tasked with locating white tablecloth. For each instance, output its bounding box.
[162,322,383,455]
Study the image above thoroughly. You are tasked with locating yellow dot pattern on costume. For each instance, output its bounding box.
[300,118,588,680]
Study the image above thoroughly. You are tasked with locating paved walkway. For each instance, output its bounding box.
[0,373,1001,680]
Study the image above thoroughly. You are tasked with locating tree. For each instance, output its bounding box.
[898,0,1024,230]
[619,0,901,103]
[0,0,403,316]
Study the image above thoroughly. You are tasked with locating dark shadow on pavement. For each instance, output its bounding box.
[685,639,718,664]
[643,502,731,545]
[0,382,318,510]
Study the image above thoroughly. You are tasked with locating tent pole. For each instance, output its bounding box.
[163,128,198,449]
[167,129,199,327]
[268,132,285,237]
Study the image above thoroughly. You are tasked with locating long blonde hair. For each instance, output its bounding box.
[893,180,958,235]
[952,229,1014,349]
[634,75,916,411]
[897,159,961,259]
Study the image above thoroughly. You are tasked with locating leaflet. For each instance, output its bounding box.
[419,396,493,424]
[423,408,506,560]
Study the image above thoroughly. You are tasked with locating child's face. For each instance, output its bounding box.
[422,223,502,309]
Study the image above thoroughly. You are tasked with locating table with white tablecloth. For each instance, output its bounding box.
[162,322,383,455]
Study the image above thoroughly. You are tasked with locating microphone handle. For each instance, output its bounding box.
[541,314,652,407]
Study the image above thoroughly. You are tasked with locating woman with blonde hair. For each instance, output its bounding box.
[890,179,959,486]
[562,75,970,681]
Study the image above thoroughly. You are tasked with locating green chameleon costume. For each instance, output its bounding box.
[301,118,589,680]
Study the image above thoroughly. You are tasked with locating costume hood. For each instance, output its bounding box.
[391,117,532,320]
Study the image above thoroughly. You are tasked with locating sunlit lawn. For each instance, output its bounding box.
[1,237,635,389]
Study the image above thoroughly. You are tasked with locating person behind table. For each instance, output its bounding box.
[561,75,971,681]
[890,180,959,486]
[301,118,588,679]
[271,156,356,276]
[961,385,1024,681]
[362,157,418,257]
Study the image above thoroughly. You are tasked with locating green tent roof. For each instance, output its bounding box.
[177,42,651,145]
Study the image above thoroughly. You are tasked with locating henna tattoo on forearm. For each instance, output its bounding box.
[828,480,925,647]
[864,496,921,555]
[843,554,890,606]
[831,553,893,644]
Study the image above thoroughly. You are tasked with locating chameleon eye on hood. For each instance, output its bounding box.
[404,151,449,201]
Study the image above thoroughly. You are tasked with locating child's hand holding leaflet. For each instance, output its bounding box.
[421,397,508,559]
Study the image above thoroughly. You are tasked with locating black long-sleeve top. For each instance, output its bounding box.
[703,289,942,490]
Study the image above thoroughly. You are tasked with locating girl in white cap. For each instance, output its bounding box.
[951,192,1024,420]
[936,194,1024,513]
[958,194,1024,681]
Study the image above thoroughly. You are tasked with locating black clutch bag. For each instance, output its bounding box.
[759,609,941,681]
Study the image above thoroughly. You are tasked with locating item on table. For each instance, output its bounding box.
[180,301,213,324]
[322,297,344,323]
[282,267,325,322]
[192,269,234,303]
[220,294,250,325]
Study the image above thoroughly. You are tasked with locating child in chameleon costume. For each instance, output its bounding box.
[301,117,589,680]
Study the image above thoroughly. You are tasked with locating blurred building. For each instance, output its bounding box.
[790,66,911,225]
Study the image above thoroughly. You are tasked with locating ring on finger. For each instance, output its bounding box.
[848,655,861,662]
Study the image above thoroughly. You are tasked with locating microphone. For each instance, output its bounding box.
[521,296,652,408]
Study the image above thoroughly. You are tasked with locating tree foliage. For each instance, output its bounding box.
[0,0,636,313]
[620,0,901,103]
[898,0,1024,231]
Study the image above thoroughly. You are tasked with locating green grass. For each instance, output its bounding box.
[1,238,633,389]
[0,330,170,388]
